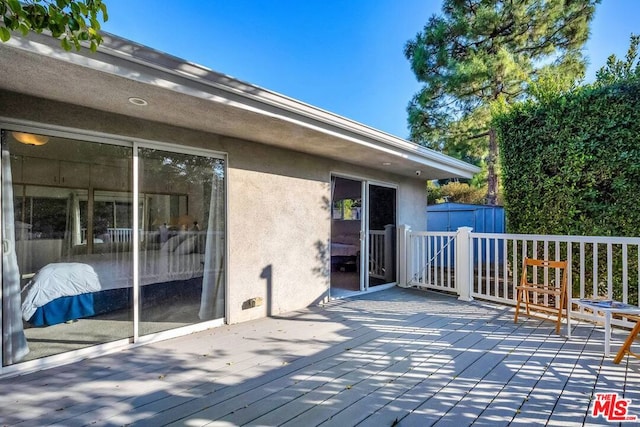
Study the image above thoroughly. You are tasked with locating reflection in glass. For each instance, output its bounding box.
[330,176,362,293]
[138,148,225,336]
[2,131,133,365]
[368,185,397,286]
[2,130,226,367]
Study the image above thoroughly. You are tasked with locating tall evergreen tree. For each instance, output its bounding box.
[405,0,598,205]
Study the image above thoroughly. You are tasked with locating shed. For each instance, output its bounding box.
[426,202,505,233]
[425,202,505,267]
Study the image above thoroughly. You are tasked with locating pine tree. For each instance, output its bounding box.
[405,0,598,205]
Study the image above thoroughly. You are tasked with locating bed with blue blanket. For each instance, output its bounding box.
[21,234,205,327]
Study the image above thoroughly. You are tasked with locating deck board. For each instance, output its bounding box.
[1,287,639,426]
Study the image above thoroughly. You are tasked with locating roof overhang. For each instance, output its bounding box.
[0,32,480,180]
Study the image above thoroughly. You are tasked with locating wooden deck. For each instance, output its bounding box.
[2,287,639,426]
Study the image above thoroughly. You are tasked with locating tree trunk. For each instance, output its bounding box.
[486,127,498,206]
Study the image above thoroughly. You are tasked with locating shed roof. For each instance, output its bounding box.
[0,33,480,180]
[427,202,505,211]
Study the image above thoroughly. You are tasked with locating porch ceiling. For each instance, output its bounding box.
[0,33,479,180]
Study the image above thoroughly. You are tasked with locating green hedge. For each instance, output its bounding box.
[495,79,640,236]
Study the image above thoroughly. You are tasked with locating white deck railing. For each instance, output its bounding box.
[81,227,139,243]
[407,231,456,293]
[368,226,396,282]
[401,226,640,330]
[369,230,386,279]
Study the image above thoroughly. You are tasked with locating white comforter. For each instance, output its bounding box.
[21,248,204,321]
[21,263,101,321]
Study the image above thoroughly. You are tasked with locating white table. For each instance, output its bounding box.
[570,299,640,357]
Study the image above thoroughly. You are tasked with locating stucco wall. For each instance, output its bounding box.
[223,140,427,323]
[225,140,332,322]
[397,175,428,230]
[0,91,427,324]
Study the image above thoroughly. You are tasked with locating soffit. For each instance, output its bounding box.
[0,33,479,180]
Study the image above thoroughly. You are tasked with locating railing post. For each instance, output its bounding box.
[397,224,411,288]
[384,224,395,283]
[456,226,474,301]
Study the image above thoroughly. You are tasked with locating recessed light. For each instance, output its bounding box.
[382,162,392,166]
[128,97,148,106]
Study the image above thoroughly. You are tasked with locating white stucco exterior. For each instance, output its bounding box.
[0,32,479,375]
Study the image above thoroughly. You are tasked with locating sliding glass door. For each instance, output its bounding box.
[1,128,226,368]
[137,148,225,336]
[330,176,364,294]
[330,176,397,296]
[367,183,397,288]
[2,130,134,364]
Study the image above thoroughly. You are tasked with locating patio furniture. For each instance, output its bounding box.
[614,314,640,363]
[571,299,640,357]
[514,258,568,335]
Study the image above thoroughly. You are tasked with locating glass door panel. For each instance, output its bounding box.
[367,184,397,287]
[137,148,225,336]
[330,176,363,294]
[2,130,133,365]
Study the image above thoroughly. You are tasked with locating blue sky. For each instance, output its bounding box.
[102,1,639,139]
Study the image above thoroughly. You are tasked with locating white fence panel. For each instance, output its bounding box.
[470,232,640,329]
[369,230,385,279]
[403,228,640,330]
[407,231,456,293]
[82,227,139,243]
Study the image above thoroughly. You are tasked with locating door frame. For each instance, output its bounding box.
[330,173,398,293]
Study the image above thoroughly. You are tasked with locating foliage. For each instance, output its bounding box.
[0,0,108,51]
[405,0,598,205]
[594,33,640,87]
[427,180,492,205]
[496,35,640,303]
[426,181,442,204]
[495,79,640,237]
[527,67,581,104]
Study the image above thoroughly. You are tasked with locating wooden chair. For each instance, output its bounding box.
[614,314,640,364]
[514,258,569,334]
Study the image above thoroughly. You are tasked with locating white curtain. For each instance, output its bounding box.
[63,191,81,256]
[199,160,225,320]
[331,175,335,203]
[1,134,29,364]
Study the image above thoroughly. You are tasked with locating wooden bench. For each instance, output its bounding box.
[514,258,568,335]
